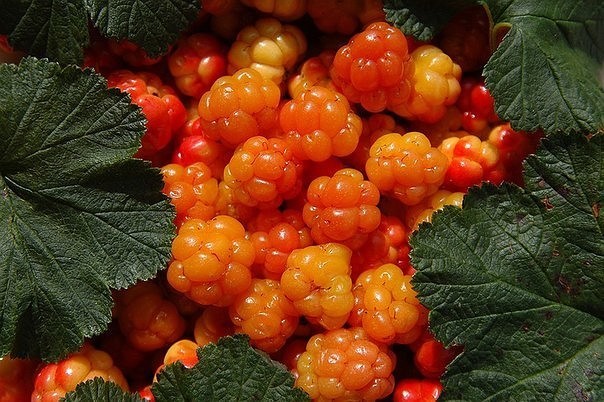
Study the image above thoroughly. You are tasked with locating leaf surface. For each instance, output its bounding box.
[151,335,310,402]
[62,378,144,402]
[0,57,175,361]
[85,0,200,57]
[0,0,200,64]
[410,132,603,400]
[483,0,604,134]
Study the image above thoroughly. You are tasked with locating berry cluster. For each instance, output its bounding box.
[5,3,544,401]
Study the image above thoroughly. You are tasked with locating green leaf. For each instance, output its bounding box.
[383,0,476,41]
[152,335,310,402]
[0,0,200,64]
[61,378,144,402]
[483,0,604,134]
[0,0,89,65]
[0,57,175,362]
[86,0,201,57]
[410,132,603,401]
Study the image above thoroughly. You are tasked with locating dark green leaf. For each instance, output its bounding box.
[383,0,477,41]
[0,0,89,65]
[0,57,175,362]
[61,378,144,402]
[0,0,200,64]
[152,335,310,402]
[483,0,604,134]
[410,132,603,401]
[86,0,200,57]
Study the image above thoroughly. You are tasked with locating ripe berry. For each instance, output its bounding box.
[345,112,406,172]
[348,264,428,344]
[393,378,442,402]
[280,86,362,162]
[281,243,354,330]
[287,50,336,99]
[229,279,300,353]
[194,306,236,347]
[168,33,228,99]
[171,129,230,179]
[107,70,186,162]
[303,168,381,248]
[410,331,460,379]
[154,339,200,379]
[228,18,307,84]
[295,327,396,401]
[389,45,462,123]
[488,123,541,185]
[247,208,313,280]
[32,343,129,401]
[223,136,304,209]
[167,216,255,306]
[198,68,281,148]
[439,134,505,191]
[107,39,164,67]
[161,162,219,227]
[366,132,449,205]
[457,76,499,134]
[115,281,186,352]
[330,21,413,113]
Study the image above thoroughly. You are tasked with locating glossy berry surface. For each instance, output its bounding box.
[366,132,449,205]
[229,278,299,353]
[167,216,255,306]
[168,33,228,99]
[331,21,412,113]
[223,136,304,208]
[295,327,396,401]
[303,168,381,247]
[32,343,129,402]
[228,17,307,84]
[281,243,354,330]
[280,86,362,162]
[198,68,281,148]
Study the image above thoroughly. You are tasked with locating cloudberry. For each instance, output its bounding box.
[303,168,381,248]
[32,343,129,401]
[167,215,255,306]
[279,86,362,162]
[115,281,186,352]
[295,327,396,401]
[107,70,187,162]
[288,50,336,99]
[365,132,449,205]
[281,243,354,330]
[331,22,413,113]
[223,136,304,209]
[168,33,228,99]
[439,134,505,191]
[193,306,235,347]
[348,264,428,345]
[228,18,307,84]
[198,68,281,148]
[388,45,462,123]
[161,162,219,227]
[229,279,299,353]
[247,208,313,280]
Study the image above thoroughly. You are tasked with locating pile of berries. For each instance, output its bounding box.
[1,1,541,401]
